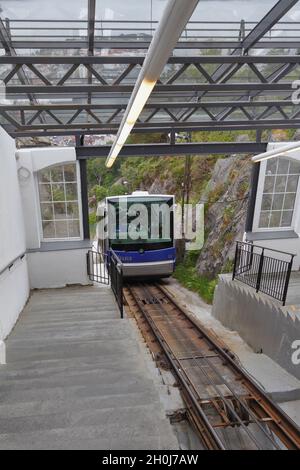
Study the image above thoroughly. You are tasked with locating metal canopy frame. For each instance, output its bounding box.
[0,0,299,155]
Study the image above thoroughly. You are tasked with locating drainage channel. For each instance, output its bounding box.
[124,282,300,450]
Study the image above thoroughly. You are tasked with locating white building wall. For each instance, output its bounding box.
[0,127,29,341]
[248,141,300,269]
[27,249,90,289]
[17,147,90,288]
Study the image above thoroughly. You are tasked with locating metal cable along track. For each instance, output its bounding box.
[124,282,300,450]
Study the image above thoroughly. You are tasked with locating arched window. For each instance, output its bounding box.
[258,157,300,229]
[37,163,81,240]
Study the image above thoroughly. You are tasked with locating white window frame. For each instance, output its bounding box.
[253,157,300,232]
[36,161,84,242]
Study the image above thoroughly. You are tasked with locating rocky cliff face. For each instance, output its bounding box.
[196,155,252,278]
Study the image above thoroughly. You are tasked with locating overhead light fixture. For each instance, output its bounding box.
[105,0,200,168]
[252,142,300,163]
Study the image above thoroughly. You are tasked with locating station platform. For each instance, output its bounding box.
[0,285,178,450]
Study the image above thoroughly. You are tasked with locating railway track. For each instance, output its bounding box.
[124,282,300,450]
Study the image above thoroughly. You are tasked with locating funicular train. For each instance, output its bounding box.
[97,191,176,279]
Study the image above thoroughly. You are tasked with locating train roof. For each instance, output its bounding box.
[106,191,174,201]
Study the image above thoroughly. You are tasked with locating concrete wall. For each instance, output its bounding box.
[212,274,300,379]
[27,246,90,289]
[0,127,29,341]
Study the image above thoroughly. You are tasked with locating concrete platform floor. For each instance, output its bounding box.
[0,285,178,450]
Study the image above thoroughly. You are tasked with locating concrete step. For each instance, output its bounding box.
[0,403,170,436]
[0,420,177,450]
[0,369,155,393]
[5,338,142,363]
[0,389,161,419]
[0,357,143,380]
[0,376,157,405]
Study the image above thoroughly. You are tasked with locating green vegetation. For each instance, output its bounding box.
[174,264,217,304]
[173,250,217,304]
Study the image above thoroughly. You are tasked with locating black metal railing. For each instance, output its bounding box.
[232,241,295,306]
[110,250,124,319]
[87,249,110,284]
[87,249,124,318]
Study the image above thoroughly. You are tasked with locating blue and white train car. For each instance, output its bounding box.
[99,191,176,279]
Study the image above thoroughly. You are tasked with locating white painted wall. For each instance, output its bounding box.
[16,147,77,250]
[27,249,90,289]
[0,127,29,341]
[16,146,90,289]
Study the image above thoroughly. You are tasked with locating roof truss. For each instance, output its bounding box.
[0,0,299,145]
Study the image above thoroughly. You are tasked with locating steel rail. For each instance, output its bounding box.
[144,284,282,450]
[126,283,226,450]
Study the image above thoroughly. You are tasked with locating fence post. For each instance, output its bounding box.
[282,255,294,306]
[119,264,123,319]
[232,242,239,281]
[86,252,90,279]
[256,247,264,293]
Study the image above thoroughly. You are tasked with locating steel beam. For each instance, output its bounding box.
[5,83,295,94]
[0,100,297,112]
[76,142,267,158]
[1,55,300,65]
[5,40,300,50]
[8,120,300,138]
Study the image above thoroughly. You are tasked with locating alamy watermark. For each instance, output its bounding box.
[96,200,204,251]
[291,340,300,365]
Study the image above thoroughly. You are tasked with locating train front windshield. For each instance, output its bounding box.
[108,196,174,251]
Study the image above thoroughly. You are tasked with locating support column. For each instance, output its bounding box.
[79,159,90,240]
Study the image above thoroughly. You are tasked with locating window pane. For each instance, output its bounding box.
[39,184,52,202]
[259,157,299,230]
[261,194,272,210]
[68,220,80,237]
[64,164,76,182]
[266,158,277,175]
[270,211,281,227]
[54,202,66,219]
[272,194,284,211]
[51,167,64,182]
[286,175,299,192]
[38,163,80,240]
[67,202,79,218]
[38,168,51,183]
[52,184,65,202]
[41,203,53,221]
[281,211,293,227]
[289,160,300,174]
[55,221,68,238]
[284,193,296,210]
[42,221,55,238]
[259,212,269,228]
[263,176,275,193]
[277,159,289,174]
[65,183,78,201]
[274,175,287,192]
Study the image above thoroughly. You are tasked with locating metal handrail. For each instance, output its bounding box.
[237,240,296,258]
[0,252,26,277]
[232,241,294,306]
[110,250,124,319]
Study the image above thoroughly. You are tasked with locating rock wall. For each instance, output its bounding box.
[196,155,252,278]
